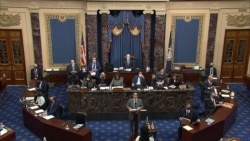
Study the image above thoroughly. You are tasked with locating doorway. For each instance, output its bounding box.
[221,29,250,83]
[0,29,27,85]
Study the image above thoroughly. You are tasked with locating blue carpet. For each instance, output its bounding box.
[0,84,249,141]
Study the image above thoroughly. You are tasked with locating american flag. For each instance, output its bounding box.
[80,34,86,65]
[166,31,172,73]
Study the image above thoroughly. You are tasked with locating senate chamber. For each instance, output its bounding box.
[0,0,249,141]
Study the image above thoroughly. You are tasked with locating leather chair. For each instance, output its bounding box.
[75,112,87,126]
[58,104,64,119]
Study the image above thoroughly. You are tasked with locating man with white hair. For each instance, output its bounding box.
[31,63,42,80]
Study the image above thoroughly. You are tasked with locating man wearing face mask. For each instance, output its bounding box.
[132,72,146,90]
[123,54,135,71]
[205,62,217,78]
[87,57,102,78]
[205,91,223,116]
[177,101,200,141]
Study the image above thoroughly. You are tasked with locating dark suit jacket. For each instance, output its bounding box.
[205,67,217,77]
[168,78,181,87]
[31,67,42,80]
[123,59,135,70]
[132,75,146,88]
[47,101,60,119]
[87,61,102,77]
[126,98,143,120]
[204,79,213,95]
[36,81,49,97]
[179,108,199,124]
[67,63,80,75]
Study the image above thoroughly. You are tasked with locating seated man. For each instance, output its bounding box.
[67,59,80,85]
[110,73,124,87]
[132,71,146,89]
[177,101,200,141]
[31,63,42,80]
[205,90,223,116]
[168,74,182,88]
[45,96,60,119]
[123,54,135,71]
[155,69,167,89]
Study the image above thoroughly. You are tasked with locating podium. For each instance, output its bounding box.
[129,109,147,141]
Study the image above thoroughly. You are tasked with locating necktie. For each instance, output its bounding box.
[72,65,75,71]
[93,63,96,70]
[35,68,38,77]
[39,82,42,89]
[134,99,137,108]
[210,68,213,75]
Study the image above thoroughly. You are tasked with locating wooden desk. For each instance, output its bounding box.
[67,86,194,120]
[182,69,202,83]
[44,70,68,85]
[22,89,92,141]
[0,126,16,141]
[105,71,152,86]
[182,98,237,141]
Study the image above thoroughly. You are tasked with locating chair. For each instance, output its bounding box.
[57,104,64,119]
[75,112,87,126]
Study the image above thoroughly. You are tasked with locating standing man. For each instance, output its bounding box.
[123,54,135,71]
[31,63,42,80]
[87,57,102,79]
[67,59,80,85]
[126,92,144,137]
[205,62,217,78]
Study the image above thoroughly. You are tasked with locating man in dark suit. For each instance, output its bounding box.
[123,54,135,71]
[203,75,214,99]
[205,62,217,78]
[46,96,60,119]
[36,78,49,98]
[132,71,146,89]
[31,63,42,80]
[126,92,144,136]
[156,69,167,88]
[177,101,200,141]
[87,57,102,78]
[168,74,182,88]
[67,59,80,85]
[205,91,223,116]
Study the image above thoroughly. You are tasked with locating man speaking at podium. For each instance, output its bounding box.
[126,93,144,137]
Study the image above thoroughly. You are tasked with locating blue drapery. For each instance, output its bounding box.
[108,11,144,69]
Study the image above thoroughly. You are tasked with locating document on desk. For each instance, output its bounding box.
[26,97,34,101]
[30,105,39,110]
[205,118,215,124]
[183,125,193,131]
[222,102,234,109]
[0,128,8,136]
[28,88,36,91]
[43,115,55,120]
[35,109,44,114]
